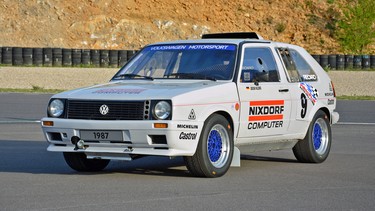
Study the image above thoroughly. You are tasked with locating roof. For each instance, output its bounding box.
[151,38,271,46]
[202,32,263,39]
[147,32,302,47]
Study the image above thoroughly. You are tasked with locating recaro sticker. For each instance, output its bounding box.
[302,74,317,81]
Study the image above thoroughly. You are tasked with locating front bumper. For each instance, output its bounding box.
[41,118,203,159]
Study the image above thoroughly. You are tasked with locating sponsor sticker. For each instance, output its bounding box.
[302,74,317,81]
[93,88,146,94]
[244,72,251,81]
[179,132,197,140]
[299,82,319,105]
[248,100,284,130]
[177,124,198,129]
[188,109,196,120]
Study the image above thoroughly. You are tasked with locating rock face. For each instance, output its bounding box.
[0,0,371,54]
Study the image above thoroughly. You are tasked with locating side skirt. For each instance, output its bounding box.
[230,140,299,167]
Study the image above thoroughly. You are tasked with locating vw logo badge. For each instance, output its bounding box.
[99,104,109,115]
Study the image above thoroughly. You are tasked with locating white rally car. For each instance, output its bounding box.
[41,32,339,177]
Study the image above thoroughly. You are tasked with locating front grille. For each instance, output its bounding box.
[66,100,146,120]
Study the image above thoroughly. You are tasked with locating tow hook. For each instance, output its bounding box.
[71,136,86,150]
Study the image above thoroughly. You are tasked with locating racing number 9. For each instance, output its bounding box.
[300,93,307,118]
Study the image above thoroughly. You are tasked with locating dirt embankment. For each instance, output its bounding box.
[2,0,372,54]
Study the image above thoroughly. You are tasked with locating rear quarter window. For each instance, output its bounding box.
[278,48,317,82]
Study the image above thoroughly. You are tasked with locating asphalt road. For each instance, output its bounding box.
[0,93,374,210]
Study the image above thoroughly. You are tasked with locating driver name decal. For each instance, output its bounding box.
[248,100,284,130]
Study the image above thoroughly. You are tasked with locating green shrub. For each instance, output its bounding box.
[335,0,375,54]
[276,23,286,33]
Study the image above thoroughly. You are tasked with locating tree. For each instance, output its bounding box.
[336,0,375,54]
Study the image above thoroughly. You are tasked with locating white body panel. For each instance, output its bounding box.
[42,81,240,157]
[41,38,339,161]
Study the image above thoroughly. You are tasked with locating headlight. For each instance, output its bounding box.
[153,101,171,120]
[48,99,65,118]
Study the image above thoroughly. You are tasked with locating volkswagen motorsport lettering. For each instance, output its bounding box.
[150,44,236,51]
[248,100,284,129]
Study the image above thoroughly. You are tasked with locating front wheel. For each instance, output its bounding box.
[184,114,234,178]
[293,110,332,163]
[63,152,110,172]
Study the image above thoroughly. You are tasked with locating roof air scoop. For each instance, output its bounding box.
[201,32,263,40]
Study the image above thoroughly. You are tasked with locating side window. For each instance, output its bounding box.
[277,48,317,82]
[277,48,299,82]
[241,48,279,83]
[289,49,317,81]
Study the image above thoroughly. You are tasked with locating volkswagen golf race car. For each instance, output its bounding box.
[41,32,339,177]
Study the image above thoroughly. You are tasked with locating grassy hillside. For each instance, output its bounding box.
[0,0,373,54]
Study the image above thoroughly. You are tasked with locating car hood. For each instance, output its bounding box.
[52,80,233,100]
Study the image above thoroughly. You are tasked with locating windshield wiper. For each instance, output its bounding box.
[168,73,216,81]
[114,74,154,80]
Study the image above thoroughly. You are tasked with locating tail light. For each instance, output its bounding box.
[330,81,336,97]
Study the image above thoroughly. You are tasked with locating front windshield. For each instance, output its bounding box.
[113,44,237,81]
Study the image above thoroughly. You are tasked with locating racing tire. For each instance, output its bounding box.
[184,114,234,178]
[293,110,332,163]
[63,152,110,172]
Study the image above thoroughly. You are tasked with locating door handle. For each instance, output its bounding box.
[279,89,289,92]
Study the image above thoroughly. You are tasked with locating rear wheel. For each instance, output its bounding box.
[63,152,110,172]
[184,114,233,177]
[293,110,331,163]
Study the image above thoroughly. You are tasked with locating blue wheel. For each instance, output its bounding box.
[184,114,233,177]
[313,119,329,155]
[293,110,331,163]
[207,124,231,168]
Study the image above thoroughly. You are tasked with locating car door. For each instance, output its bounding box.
[236,44,292,139]
[275,46,320,134]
